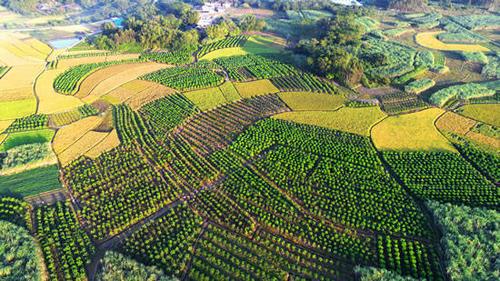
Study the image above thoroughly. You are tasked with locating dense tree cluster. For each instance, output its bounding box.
[295,12,365,86]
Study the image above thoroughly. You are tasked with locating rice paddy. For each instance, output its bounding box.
[278,92,345,111]
[233,79,280,98]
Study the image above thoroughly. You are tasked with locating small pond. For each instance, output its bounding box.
[48,38,81,49]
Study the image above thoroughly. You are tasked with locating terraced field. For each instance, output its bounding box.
[0,8,498,281]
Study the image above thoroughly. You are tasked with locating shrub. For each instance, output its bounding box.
[461,52,488,64]
[404,78,435,94]
[430,83,496,106]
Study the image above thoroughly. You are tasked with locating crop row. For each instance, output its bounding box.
[377,236,442,280]
[113,104,155,145]
[214,55,298,81]
[36,202,94,281]
[0,196,31,229]
[139,93,198,136]
[120,203,203,276]
[54,59,136,94]
[378,92,428,115]
[198,35,247,58]
[383,151,498,207]
[253,145,431,237]
[141,49,193,65]
[271,73,338,94]
[49,104,99,127]
[173,94,290,156]
[141,64,223,91]
[63,145,180,240]
[5,114,48,133]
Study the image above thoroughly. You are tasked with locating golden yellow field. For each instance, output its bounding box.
[184,87,227,111]
[278,92,345,111]
[35,68,84,114]
[233,79,279,98]
[126,83,176,110]
[0,87,33,102]
[435,111,476,135]
[52,116,102,154]
[274,106,386,136]
[372,108,456,152]
[84,130,120,159]
[78,62,168,103]
[415,31,490,52]
[0,65,44,101]
[58,130,108,166]
[466,131,499,149]
[458,104,500,127]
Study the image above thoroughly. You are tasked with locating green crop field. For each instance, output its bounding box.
[0,3,498,281]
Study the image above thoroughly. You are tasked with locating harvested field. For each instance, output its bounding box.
[372,108,455,152]
[84,130,120,159]
[126,84,175,111]
[35,68,84,114]
[103,80,175,107]
[78,62,168,103]
[58,131,108,166]
[415,31,489,52]
[274,106,386,136]
[278,92,345,111]
[52,116,102,154]
[233,79,280,98]
[436,112,476,135]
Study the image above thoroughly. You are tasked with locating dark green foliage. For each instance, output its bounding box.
[428,201,499,281]
[141,64,223,91]
[383,151,498,208]
[96,251,175,281]
[214,54,298,81]
[120,203,203,276]
[113,104,154,145]
[455,142,499,183]
[140,49,194,65]
[139,94,198,136]
[36,202,94,281]
[5,114,48,133]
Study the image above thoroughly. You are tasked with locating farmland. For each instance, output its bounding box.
[0,2,498,281]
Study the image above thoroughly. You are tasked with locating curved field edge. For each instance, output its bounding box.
[371,108,456,152]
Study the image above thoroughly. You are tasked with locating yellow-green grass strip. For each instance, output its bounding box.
[274,106,386,136]
[0,98,36,120]
[233,79,280,99]
[184,87,228,111]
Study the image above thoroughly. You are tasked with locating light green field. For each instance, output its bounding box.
[184,87,227,111]
[0,129,55,151]
[371,108,456,152]
[0,99,36,120]
[274,106,386,136]
[219,82,241,102]
[234,79,280,99]
[0,164,61,197]
[458,104,500,127]
[200,35,285,61]
[278,92,345,111]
